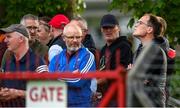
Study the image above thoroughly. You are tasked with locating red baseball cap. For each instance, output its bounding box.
[49,14,69,30]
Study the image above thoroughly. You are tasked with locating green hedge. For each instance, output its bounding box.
[170,56,180,99]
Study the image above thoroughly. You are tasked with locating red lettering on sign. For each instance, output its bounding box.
[49,87,55,101]
[40,87,48,101]
[29,86,64,102]
[29,87,38,102]
[57,87,63,101]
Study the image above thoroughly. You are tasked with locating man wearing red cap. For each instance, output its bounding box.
[48,14,70,61]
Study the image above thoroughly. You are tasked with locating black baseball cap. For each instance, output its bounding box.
[0,24,29,38]
[100,14,119,27]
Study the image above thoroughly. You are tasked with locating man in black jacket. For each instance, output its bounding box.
[99,14,132,70]
[97,14,133,106]
[132,13,167,107]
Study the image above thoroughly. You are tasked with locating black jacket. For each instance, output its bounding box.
[98,36,133,103]
[132,37,175,107]
[82,34,96,54]
[100,36,133,70]
[153,37,175,76]
[47,35,66,49]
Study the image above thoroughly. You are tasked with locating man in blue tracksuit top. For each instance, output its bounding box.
[49,23,96,107]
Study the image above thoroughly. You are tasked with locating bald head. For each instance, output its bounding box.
[63,23,82,37]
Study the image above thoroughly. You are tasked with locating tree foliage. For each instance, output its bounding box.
[109,0,180,46]
[170,57,180,99]
[109,0,180,99]
[0,0,85,27]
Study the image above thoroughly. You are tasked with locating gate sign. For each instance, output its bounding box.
[26,81,67,108]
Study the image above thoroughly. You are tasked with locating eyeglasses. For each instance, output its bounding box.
[64,35,82,40]
[136,20,152,27]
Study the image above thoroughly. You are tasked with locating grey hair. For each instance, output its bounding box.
[72,16,88,29]
[20,14,38,25]
[15,31,29,40]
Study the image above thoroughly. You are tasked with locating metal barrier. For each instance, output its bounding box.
[127,43,180,107]
[0,66,126,107]
[168,97,180,107]
[127,43,159,107]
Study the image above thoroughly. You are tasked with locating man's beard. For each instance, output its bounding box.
[67,45,81,52]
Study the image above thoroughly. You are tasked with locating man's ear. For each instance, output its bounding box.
[147,26,153,34]
[19,36,25,42]
[117,25,121,32]
[100,28,103,33]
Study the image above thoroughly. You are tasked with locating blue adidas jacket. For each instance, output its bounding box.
[49,47,96,107]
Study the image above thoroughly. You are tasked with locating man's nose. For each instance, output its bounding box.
[72,37,78,42]
[30,29,36,33]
